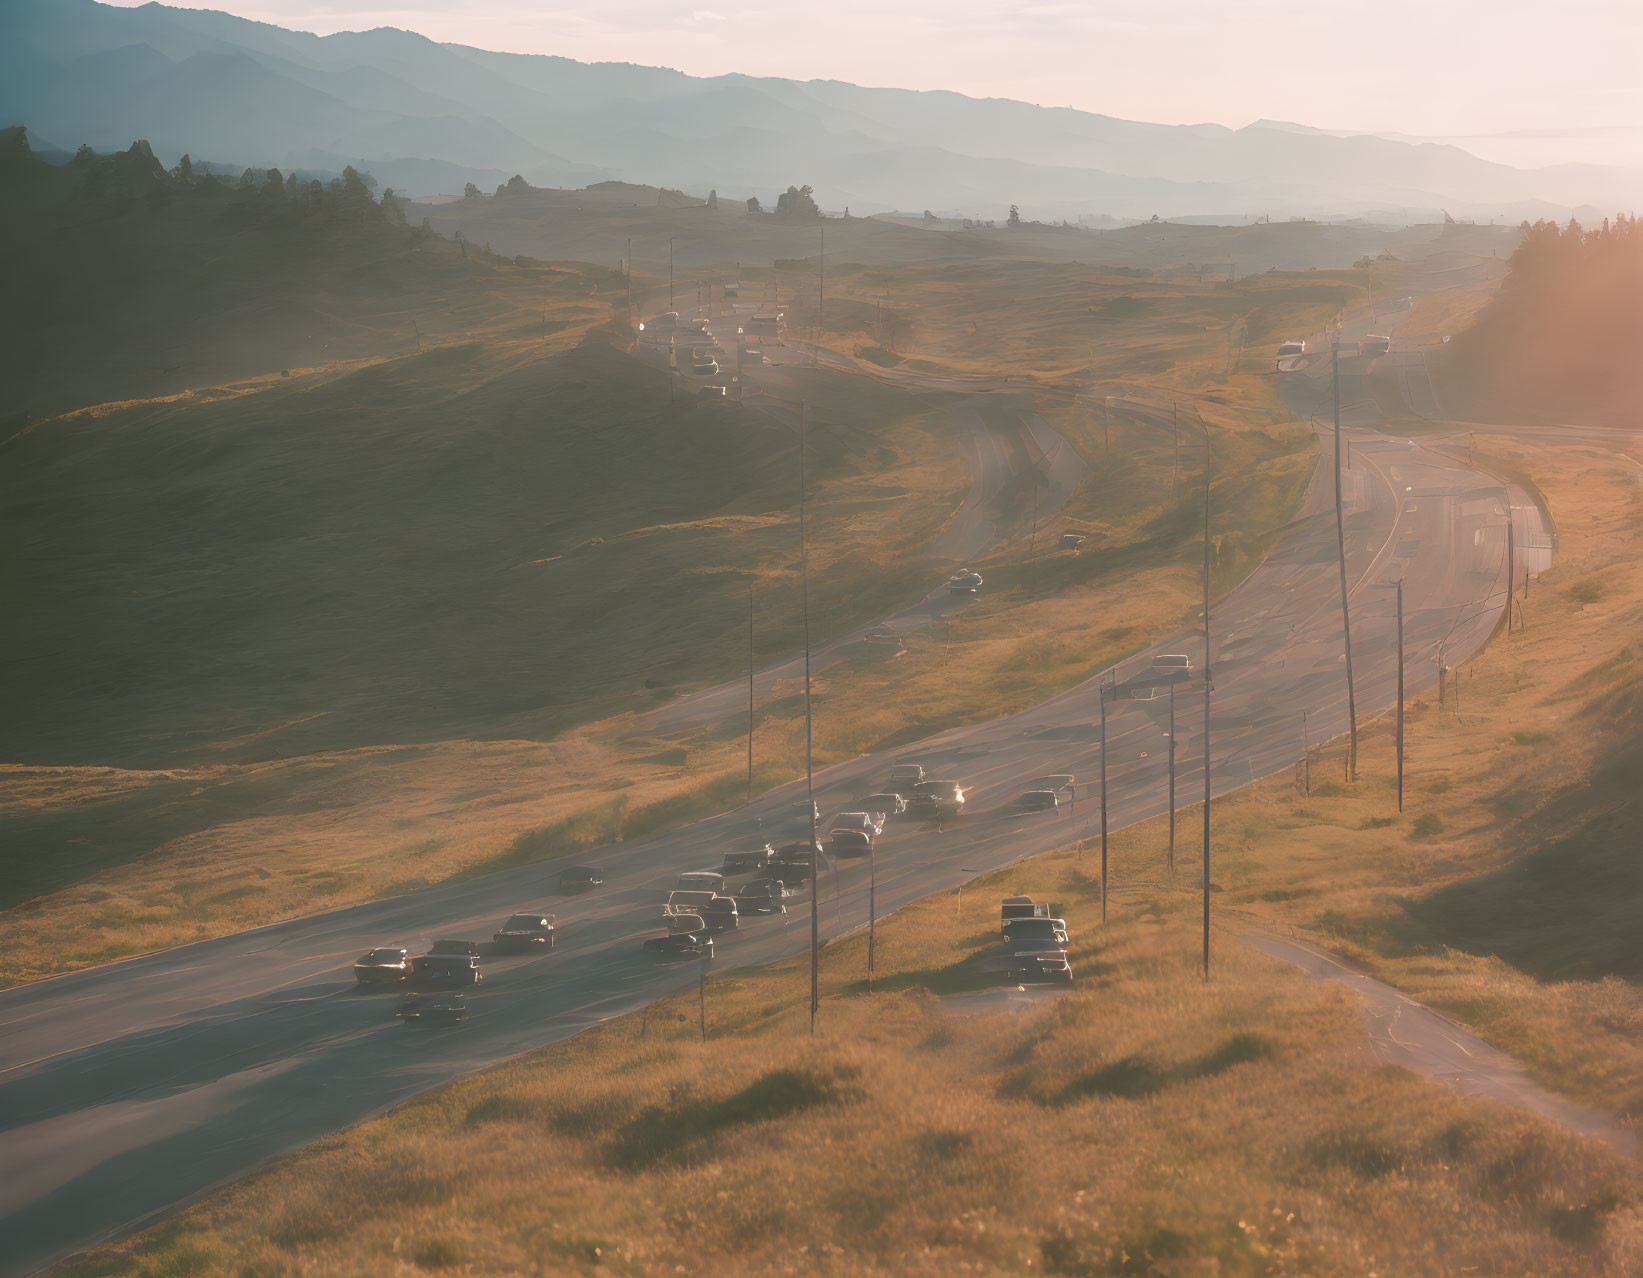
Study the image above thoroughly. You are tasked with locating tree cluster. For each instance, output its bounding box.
[1443,214,1640,428]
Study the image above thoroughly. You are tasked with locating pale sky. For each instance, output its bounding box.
[105,0,1643,147]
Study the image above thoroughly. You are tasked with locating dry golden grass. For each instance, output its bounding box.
[60,836,1643,1278]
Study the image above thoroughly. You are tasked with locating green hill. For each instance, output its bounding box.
[0,127,553,418]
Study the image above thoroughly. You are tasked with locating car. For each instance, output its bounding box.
[733,880,789,914]
[410,954,482,990]
[353,946,411,987]
[948,569,983,595]
[863,624,901,646]
[1009,953,1074,985]
[860,792,908,816]
[492,913,556,951]
[677,871,727,893]
[644,931,715,958]
[698,385,727,398]
[829,828,873,858]
[1006,936,1068,957]
[721,844,775,875]
[700,895,740,931]
[557,865,604,891]
[664,889,719,918]
[1004,917,1069,949]
[888,762,926,795]
[1013,790,1059,814]
[690,359,719,376]
[744,875,798,901]
[1276,339,1306,357]
[1059,532,1087,549]
[1001,896,1051,930]
[790,798,820,824]
[772,841,830,881]
[428,939,482,961]
[395,992,469,1025]
[1359,334,1391,356]
[910,779,965,815]
[1150,653,1193,679]
[831,811,885,837]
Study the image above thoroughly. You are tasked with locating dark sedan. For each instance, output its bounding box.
[396,992,469,1024]
[733,880,789,915]
[492,914,556,951]
[353,947,410,987]
[410,955,482,990]
[643,932,715,959]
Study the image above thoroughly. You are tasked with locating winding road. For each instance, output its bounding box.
[0,309,1576,1275]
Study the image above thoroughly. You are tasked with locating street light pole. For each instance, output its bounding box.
[1100,677,1110,923]
[868,842,876,990]
[1167,682,1176,875]
[746,577,755,806]
[1202,423,1213,981]
[1395,578,1405,813]
[668,237,675,311]
[1331,340,1360,780]
[1104,395,1111,461]
[800,403,819,1033]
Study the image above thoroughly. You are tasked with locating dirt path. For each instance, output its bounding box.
[1242,931,1637,1158]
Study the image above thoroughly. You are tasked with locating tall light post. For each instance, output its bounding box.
[1201,422,1213,981]
[1331,340,1360,780]
[1099,674,1110,923]
[1167,681,1176,875]
[746,576,756,806]
[1395,578,1405,812]
[668,237,675,311]
[800,402,819,1033]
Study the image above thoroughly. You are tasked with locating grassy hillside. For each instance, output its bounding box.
[1436,215,1642,427]
[0,337,959,774]
[0,127,564,418]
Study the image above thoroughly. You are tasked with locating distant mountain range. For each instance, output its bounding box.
[3,0,1637,221]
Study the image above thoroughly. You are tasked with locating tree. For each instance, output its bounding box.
[923,209,938,224]
[707,189,718,210]
[505,174,529,194]
[238,168,256,191]
[1007,203,1022,227]
[774,184,819,219]
[174,153,193,184]
[381,187,406,222]
[263,167,283,194]
[464,181,481,199]
[746,195,761,214]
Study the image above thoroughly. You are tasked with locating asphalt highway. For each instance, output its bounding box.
[0,348,1554,1276]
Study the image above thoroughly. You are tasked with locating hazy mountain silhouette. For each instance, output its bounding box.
[3,0,1636,218]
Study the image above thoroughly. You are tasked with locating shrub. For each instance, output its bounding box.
[1412,813,1444,838]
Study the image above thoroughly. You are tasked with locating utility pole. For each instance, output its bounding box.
[746,578,755,805]
[1030,482,1039,588]
[1201,424,1213,981]
[1331,341,1360,780]
[626,236,632,323]
[1395,578,1405,813]
[1104,396,1111,461]
[1505,510,1515,636]
[868,842,877,990]
[1302,709,1310,796]
[699,963,707,1041]
[1100,677,1110,923]
[800,404,819,1033]
[668,237,675,311]
[1167,682,1176,875]
[1171,402,1180,492]
[1437,644,1446,711]
[818,224,825,337]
